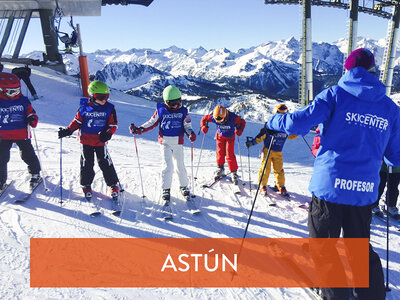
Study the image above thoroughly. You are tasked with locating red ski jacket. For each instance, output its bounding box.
[68,98,117,146]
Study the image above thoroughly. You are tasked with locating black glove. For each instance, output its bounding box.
[246,137,256,148]
[129,123,144,135]
[99,130,112,143]
[27,115,38,127]
[58,127,71,139]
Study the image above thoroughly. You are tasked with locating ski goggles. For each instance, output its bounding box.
[215,115,227,123]
[93,93,109,101]
[166,99,181,108]
[1,87,21,98]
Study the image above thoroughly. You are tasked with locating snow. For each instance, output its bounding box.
[0,64,399,299]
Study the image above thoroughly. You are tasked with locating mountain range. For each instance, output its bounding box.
[25,37,400,107]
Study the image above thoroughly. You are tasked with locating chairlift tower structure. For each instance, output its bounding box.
[0,0,153,73]
[264,0,400,104]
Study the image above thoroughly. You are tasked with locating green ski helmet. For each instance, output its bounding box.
[88,80,110,103]
[162,85,182,110]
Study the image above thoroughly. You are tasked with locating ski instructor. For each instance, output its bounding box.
[267,48,400,300]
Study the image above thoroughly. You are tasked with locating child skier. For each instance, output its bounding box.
[200,105,246,185]
[129,85,196,201]
[246,104,297,196]
[58,80,119,200]
[0,72,41,191]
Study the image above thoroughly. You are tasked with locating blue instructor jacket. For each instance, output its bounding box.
[267,67,400,206]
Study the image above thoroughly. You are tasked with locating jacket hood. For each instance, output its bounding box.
[338,67,386,102]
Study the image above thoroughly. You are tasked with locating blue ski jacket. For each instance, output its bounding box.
[267,67,400,206]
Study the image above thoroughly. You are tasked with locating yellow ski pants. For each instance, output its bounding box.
[258,149,285,189]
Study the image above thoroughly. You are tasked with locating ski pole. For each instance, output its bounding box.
[30,126,49,192]
[103,144,127,222]
[386,200,391,292]
[237,137,245,185]
[191,141,195,198]
[194,132,206,180]
[243,135,274,238]
[59,132,63,205]
[232,135,275,280]
[385,168,392,292]
[246,136,252,194]
[302,135,313,155]
[104,144,125,193]
[132,133,145,198]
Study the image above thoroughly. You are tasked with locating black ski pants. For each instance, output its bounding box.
[308,196,385,300]
[0,139,41,184]
[80,145,118,187]
[376,170,400,208]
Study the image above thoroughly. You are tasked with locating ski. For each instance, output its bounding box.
[268,185,290,198]
[111,198,122,216]
[231,182,242,194]
[110,191,122,216]
[15,178,43,203]
[84,195,101,217]
[266,185,309,210]
[202,175,226,188]
[161,200,173,220]
[260,191,277,206]
[184,195,201,215]
[0,181,13,198]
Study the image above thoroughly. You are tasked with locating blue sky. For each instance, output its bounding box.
[17,0,389,54]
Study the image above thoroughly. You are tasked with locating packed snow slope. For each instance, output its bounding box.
[0,65,399,300]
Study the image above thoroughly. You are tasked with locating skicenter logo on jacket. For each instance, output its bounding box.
[345,112,388,130]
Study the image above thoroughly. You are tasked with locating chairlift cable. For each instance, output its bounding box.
[7,11,24,55]
[5,10,20,55]
[0,10,8,37]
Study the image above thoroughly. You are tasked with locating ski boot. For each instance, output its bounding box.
[110,185,119,201]
[82,185,93,200]
[29,174,42,191]
[232,171,239,185]
[214,165,225,180]
[180,186,190,200]
[162,189,171,201]
[388,206,400,220]
[261,186,267,196]
[278,186,289,197]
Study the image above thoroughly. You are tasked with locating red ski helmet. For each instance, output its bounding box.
[0,72,21,99]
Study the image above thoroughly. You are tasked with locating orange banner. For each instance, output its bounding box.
[30,238,369,288]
